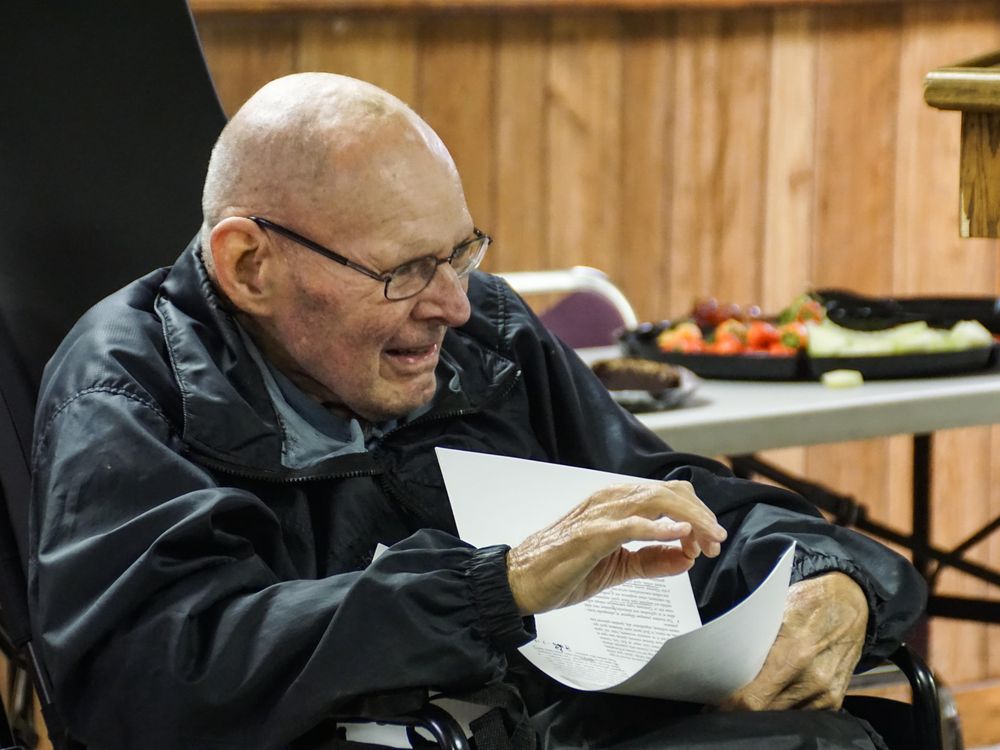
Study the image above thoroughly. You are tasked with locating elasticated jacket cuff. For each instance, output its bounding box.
[469,545,536,651]
[791,550,880,659]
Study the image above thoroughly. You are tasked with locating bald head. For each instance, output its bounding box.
[200,73,461,270]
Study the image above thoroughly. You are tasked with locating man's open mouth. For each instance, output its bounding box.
[386,344,435,356]
[384,343,439,367]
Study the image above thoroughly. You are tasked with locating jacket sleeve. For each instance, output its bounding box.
[30,387,532,750]
[485,276,926,670]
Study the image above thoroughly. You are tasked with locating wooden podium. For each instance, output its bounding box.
[925,51,1000,238]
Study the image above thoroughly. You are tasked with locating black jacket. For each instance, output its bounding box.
[30,241,925,749]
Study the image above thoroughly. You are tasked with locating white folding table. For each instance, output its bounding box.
[636,366,1000,457]
[579,346,1000,623]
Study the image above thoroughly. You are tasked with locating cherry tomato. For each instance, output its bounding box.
[746,320,779,351]
[707,337,743,355]
[768,342,798,356]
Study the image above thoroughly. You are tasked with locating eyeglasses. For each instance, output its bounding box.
[248,216,491,301]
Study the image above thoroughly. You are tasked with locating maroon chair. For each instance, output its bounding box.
[500,267,639,349]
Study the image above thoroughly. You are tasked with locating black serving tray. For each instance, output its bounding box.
[814,289,1000,333]
[621,324,998,381]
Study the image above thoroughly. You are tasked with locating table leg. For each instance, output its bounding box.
[910,434,932,657]
[912,434,933,582]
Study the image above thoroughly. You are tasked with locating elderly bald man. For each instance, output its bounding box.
[30,73,924,750]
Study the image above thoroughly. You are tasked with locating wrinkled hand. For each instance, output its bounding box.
[720,572,869,712]
[506,481,727,616]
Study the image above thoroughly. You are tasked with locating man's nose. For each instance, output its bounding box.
[412,263,472,326]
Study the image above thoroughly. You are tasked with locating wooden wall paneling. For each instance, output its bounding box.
[930,426,996,685]
[493,15,550,273]
[811,5,900,293]
[756,7,817,477]
[618,13,676,321]
[191,0,971,14]
[894,0,1000,686]
[546,14,624,279]
[295,14,419,103]
[666,10,771,316]
[803,4,901,609]
[761,8,815,313]
[713,10,772,309]
[665,9,716,316]
[417,16,499,241]
[196,14,300,116]
[0,658,49,750]
[954,680,1000,749]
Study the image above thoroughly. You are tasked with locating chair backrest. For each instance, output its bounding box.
[0,2,227,745]
[0,0,228,397]
[498,267,639,348]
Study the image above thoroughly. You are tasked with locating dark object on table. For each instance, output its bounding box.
[590,358,699,412]
[815,288,1000,333]
[591,357,682,392]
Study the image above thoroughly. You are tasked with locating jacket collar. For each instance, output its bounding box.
[155,240,518,477]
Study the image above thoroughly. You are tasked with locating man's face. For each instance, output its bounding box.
[261,129,475,422]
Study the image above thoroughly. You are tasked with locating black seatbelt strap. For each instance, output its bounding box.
[449,683,536,750]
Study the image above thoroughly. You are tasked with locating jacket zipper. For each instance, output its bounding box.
[183,367,523,487]
[181,447,379,484]
[371,368,523,527]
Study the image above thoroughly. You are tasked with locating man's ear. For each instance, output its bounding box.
[208,217,282,316]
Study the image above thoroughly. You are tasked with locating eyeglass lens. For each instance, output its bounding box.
[385,235,489,300]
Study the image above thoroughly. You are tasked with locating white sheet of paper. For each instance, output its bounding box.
[436,448,794,704]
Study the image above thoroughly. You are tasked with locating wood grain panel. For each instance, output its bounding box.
[954,680,1000,748]
[196,14,299,115]
[812,5,900,292]
[930,428,994,684]
[191,0,954,12]
[619,13,675,320]
[295,15,419,103]
[667,10,771,314]
[762,8,815,313]
[546,14,623,276]
[417,16,498,238]
[493,16,550,273]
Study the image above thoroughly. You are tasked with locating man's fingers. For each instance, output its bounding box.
[598,482,727,544]
[607,517,719,561]
[680,535,701,560]
[508,480,730,615]
[627,545,698,578]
